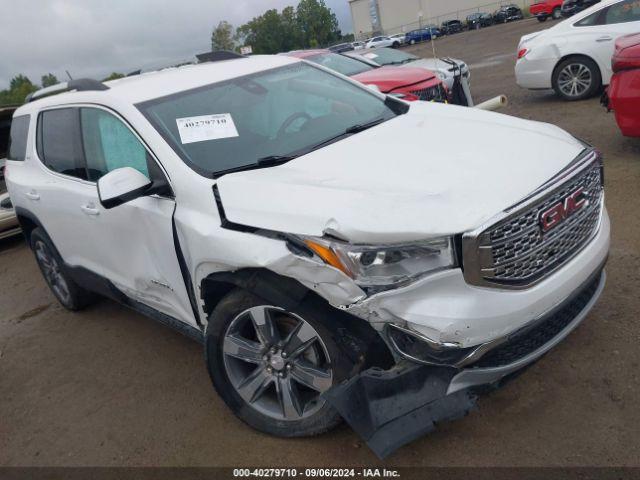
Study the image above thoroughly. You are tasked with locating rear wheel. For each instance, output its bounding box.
[30,228,96,310]
[553,57,601,101]
[205,289,354,437]
[392,41,400,48]
[552,7,562,19]
[410,39,416,45]
[537,15,548,22]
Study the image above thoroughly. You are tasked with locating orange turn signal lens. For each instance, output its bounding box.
[304,240,351,277]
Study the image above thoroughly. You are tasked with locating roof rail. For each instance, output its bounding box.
[196,50,246,63]
[26,78,109,103]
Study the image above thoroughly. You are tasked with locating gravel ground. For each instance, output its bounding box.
[1,18,639,468]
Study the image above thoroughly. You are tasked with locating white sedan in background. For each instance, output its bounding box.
[516,0,640,100]
[389,33,406,45]
[365,36,398,48]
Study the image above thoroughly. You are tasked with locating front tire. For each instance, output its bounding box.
[30,228,96,311]
[205,289,354,437]
[537,16,548,22]
[552,7,562,19]
[552,56,601,101]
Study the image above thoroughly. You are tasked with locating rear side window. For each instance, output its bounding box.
[37,109,86,179]
[605,0,640,23]
[575,0,640,25]
[574,11,601,26]
[7,115,30,161]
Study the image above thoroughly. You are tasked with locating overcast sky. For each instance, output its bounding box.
[0,0,352,90]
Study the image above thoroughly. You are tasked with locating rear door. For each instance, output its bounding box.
[31,108,106,274]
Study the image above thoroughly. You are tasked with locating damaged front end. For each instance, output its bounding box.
[322,268,606,459]
[323,362,477,459]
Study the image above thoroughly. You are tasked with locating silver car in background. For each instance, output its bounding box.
[0,192,20,240]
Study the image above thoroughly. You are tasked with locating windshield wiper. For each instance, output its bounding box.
[387,59,414,66]
[213,154,298,178]
[213,119,387,178]
[255,154,298,166]
[344,118,385,134]
[293,118,387,157]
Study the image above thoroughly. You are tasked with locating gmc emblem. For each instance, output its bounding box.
[539,187,587,233]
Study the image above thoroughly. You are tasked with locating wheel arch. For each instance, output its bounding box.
[200,268,394,370]
[14,206,44,245]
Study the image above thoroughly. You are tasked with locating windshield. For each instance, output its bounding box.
[306,53,374,77]
[137,62,397,177]
[361,48,418,66]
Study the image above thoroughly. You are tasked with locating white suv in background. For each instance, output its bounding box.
[516,0,640,100]
[5,54,609,458]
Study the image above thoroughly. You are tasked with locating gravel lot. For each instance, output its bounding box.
[1,18,639,468]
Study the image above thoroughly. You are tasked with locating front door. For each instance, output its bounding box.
[77,106,195,326]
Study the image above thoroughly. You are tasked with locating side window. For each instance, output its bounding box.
[37,109,87,179]
[604,0,640,23]
[575,9,603,26]
[7,115,30,161]
[80,108,153,182]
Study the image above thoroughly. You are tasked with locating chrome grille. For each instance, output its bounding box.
[410,85,448,103]
[463,151,604,288]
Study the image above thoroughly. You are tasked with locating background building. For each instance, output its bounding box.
[349,0,536,37]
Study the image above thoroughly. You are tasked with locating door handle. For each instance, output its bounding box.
[80,203,100,216]
[25,191,40,201]
[596,36,613,42]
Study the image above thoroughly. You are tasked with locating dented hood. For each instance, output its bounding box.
[216,102,585,244]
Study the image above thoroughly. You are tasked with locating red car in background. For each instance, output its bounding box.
[529,0,563,22]
[285,50,448,103]
[604,34,640,138]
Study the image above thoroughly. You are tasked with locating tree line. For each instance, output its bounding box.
[212,0,352,54]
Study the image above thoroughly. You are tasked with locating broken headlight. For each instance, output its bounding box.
[302,236,455,291]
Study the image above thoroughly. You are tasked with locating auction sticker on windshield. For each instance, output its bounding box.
[176,113,239,144]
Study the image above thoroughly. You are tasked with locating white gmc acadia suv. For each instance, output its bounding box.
[5,54,609,457]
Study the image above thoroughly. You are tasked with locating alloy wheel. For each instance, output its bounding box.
[34,240,71,305]
[557,63,592,98]
[222,305,333,421]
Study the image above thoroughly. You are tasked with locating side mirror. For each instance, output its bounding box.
[97,167,152,209]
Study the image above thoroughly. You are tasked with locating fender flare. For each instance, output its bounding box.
[14,206,46,244]
[200,268,309,316]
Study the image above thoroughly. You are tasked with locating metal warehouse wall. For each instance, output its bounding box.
[349,0,537,37]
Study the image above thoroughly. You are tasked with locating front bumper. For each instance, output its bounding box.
[326,266,606,458]
[447,267,605,393]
